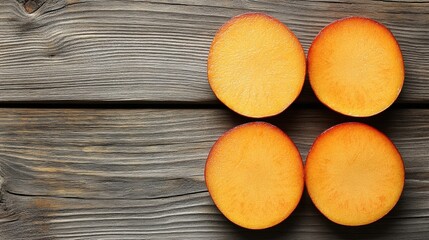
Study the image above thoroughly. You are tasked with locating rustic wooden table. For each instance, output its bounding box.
[0,0,428,239]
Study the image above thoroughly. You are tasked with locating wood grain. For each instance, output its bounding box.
[0,108,427,239]
[0,0,428,104]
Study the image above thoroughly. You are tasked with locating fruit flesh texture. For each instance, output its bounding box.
[305,122,405,226]
[205,122,304,229]
[208,13,306,118]
[308,17,404,117]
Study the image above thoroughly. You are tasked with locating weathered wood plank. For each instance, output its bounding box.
[0,0,428,103]
[0,108,427,239]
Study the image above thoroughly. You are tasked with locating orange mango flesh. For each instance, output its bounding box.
[308,17,404,117]
[205,122,304,229]
[208,13,306,118]
[305,122,405,226]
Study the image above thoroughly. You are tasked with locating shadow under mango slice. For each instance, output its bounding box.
[208,13,306,118]
[308,17,404,117]
[205,122,304,229]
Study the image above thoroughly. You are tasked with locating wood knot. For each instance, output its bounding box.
[23,0,46,14]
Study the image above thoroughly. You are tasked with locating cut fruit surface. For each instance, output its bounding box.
[305,122,405,226]
[308,17,404,117]
[205,122,304,229]
[208,13,306,118]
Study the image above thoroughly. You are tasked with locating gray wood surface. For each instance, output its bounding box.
[0,108,427,239]
[1,0,428,239]
[0,0,428,104]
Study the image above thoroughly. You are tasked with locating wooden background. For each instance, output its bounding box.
[0,0,428,239]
